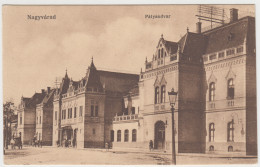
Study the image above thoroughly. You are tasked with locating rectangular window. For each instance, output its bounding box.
[226,49,235,56]
[80,106,83,117]
[74,107,77,118]
[237,46,243,53]
[37,117,38,124]
[218,52,224,59]
[20,114,22,125]
[209,54,217,60]
[91,105,94,117]
[131,107,135,115]
[40,116,41,124]
[95,105,98,116]
[170,55,177,61]
[203,55,208,62]
[110,130,114,142]
[55,111,57,125]
[92,129,95,135]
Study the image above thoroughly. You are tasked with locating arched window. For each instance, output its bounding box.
[227,79,234,99]
[155,86,160,104]
[227,121,234,142]
[158,49,161,58]
[124,129,129,142]
[161,48,164,58]
[161,85,166,103]
[209,123,215,142]
[209,82,215,101]
[117,130,121,142]
[228,146,233,152]
[110,130,114,142]
[132,129,137,142]
[209,145,214,151]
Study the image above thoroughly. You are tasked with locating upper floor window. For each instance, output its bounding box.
[209,54,217,60]
[91,102,99,117]
[226,49,235,56]
[227,121,234,142]
[209,82,215,101]
[132,129,137,142]
[161,85,166,103]
[74,107,77,118]
[20,114,22,125]
[158,49,161,58]
[209,123,215,142]
[237,46,243,53]
[79,106,83,117]
[40,116,41,124]
[68,108,72,119]
[117,130,121,142]
[161,48,164,58]
[131,107,135,114]
[227,79,234,99]
[218,52,225,59]
[55,111,57,125]
[155,86,160,104]
[124,129,129,142]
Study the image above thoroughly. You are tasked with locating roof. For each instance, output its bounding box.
[164,40,178,54]
[203,17,252,54]
[27,92,46,108]
[178,32,207,60]
[41,89,55,105]
[98,70,139,95]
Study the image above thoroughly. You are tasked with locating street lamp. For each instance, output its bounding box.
[168,88,178,165]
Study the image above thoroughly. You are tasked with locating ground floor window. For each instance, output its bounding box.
[110,130,114,142]
[132,129,137,142]
[117,130,121,142]
[124,130,129,142]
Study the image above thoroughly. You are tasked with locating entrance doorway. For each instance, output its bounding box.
[154,121,165,149]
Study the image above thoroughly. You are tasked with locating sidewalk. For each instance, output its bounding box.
[82,147,257,159]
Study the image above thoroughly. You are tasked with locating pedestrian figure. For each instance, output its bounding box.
[72,138,76,148]
[105,142,109,151]
[149,140,153,151]
[10,137,15,149]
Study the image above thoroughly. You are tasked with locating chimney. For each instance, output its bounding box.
[41,89,45,94]
[230,8,238,22]
[196,22,202,34]
[47,87,51,94]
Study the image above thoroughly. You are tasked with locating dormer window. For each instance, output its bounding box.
[228,33,234,41]
[161,48,164,58]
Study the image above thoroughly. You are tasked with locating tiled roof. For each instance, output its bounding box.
[98,70,139,94]
[203,17,251,54]
[41,89,55,105]
[164,40,178,54]
[179,32,207,60]
[27,92,46,108]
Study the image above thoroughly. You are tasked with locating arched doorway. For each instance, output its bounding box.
[154,121,165,150]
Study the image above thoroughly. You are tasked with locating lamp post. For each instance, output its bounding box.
[168,88,178,165]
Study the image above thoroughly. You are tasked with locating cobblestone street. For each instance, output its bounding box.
[4,146,258,165]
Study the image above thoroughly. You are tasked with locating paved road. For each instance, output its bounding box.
[4,146,258,165]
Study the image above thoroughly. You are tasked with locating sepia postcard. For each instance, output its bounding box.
[2,3,258,166]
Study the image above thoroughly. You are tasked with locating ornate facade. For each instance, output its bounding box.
[111,9,256,155]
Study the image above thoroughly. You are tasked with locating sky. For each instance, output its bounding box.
[2,5,255,105]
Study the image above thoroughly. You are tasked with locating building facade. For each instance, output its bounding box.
[52,61,139,148]
[110,9,257,155]
[36,87,55,146]
[17,92,46,144]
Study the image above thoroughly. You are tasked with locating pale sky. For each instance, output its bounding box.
[2,5,255,105]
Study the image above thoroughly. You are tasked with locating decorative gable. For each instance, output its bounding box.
[160,74,167,85]
[225,67,236,80]
[154,76,160,87]
[208,71,217,84]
